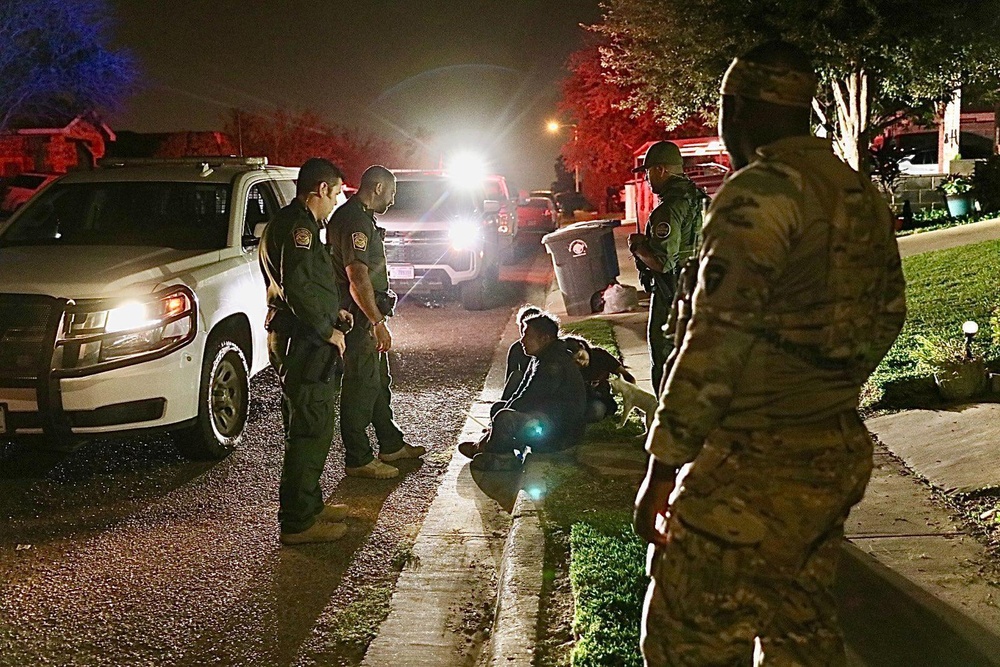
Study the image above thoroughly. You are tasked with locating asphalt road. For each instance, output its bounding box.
[0,244,552,666]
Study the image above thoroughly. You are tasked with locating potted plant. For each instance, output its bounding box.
[913,331,986,401]
[939,175,975,218]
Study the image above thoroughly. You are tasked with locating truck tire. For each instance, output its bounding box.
[173,337,249,460]
[460,265,500,311]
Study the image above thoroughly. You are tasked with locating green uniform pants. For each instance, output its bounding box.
[268,331,341,534]
[641,413,874,666]
[340,321,405,468]
[648,287,673,394]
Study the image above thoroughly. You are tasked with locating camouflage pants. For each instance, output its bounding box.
[641,413,874,666]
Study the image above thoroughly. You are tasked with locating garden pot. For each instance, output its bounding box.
[944,193,974,218]
[933,358,986,401]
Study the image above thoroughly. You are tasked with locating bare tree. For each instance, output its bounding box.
[0,0,137,131]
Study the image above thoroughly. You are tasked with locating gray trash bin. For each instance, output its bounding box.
[542,219,621,315]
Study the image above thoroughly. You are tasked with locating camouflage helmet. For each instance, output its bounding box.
[632,141,684,175]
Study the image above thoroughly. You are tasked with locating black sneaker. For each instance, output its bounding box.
[457,441,481,459]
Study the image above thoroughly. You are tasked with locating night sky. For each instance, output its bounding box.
[108,0,602,191]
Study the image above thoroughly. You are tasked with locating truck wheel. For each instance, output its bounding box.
[174,338,248,460]
[460,266,499,311]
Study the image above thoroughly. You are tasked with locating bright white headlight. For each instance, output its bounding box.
[449,220,481,251]
[105,301,155,333]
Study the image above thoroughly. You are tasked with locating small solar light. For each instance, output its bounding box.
[963,320,979,360]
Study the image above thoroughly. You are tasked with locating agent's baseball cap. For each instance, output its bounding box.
[632,141,684,174]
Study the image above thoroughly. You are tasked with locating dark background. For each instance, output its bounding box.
[108,0,602,191]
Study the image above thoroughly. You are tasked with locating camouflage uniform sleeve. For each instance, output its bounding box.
[646,165,801,466]
[865,207,907,374]
[283,226,339,341]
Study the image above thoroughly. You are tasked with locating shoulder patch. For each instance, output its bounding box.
[654,221,671,239]
[293,227,312,249]
[352,232,369,251]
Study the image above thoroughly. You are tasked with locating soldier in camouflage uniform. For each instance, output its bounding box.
[628,141,707,392]
[634,42,906,665]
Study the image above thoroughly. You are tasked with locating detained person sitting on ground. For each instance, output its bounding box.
[497,304,543,409]
[564,335,637,423]
[459,313,586,471]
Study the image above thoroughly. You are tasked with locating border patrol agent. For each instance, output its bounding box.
[327,165,425,479]
[635,42,906,665]
[259,158,354,545]
[628,141,707,392]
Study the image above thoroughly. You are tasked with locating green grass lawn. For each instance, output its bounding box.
[863,238,1000,415]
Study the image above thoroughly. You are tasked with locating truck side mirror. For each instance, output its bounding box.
[483,200,501,214]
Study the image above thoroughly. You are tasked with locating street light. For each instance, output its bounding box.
[546,120,580,192]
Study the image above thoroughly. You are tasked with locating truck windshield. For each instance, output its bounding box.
[0,181,232,249]
[386,180,479,220]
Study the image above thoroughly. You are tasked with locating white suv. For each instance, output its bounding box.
[0,156,298,459]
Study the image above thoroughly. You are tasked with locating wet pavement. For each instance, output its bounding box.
[0,244,552,666]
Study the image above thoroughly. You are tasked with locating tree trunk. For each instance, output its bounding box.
[829,69,870,174]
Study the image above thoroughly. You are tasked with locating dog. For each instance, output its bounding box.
[608,376,659,432]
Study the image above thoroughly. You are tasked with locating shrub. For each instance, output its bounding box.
[973,155,1000,213]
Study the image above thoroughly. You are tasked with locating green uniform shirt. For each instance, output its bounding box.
[644,176,707,276]
[327,196,390,307]
[647,136,907,467]
[259,198,341,342]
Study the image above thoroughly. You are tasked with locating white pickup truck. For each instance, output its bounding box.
[0,157,299,459]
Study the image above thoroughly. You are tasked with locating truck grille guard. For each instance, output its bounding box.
[0,293,74,440]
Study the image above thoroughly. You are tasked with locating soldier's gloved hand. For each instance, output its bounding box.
[373,320,393,353]
[338,309,354,331]
[327,328,346,356]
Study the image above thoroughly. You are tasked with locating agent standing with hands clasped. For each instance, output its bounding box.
[327,165,425,479]
[259,158,355,545]
[635,42,906,665]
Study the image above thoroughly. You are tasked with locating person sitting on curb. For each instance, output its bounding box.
[459,313,586,471]
[498,304,543,404]
[564,335,637,423]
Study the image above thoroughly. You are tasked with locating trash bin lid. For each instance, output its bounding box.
[542,218,621,244]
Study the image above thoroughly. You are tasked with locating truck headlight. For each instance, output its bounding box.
[449,220,482,251]
[55,286,198,375]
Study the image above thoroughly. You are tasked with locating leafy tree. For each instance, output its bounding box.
[0,0,136,131]
[224,109,406,185]
[595,0,1000,172]
[555,42,710,212]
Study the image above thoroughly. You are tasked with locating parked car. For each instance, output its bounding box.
[515,196,558,235]
[0,156,298,459]
[380,170,502,310]
[895,131,993,175]
[0,172,60,216]
[484,174,519,252]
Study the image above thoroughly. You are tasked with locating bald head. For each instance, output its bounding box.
[357,165,396,214]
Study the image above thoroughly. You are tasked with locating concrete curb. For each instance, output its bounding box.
[487,466,545,666]
[839,543,1000,666]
